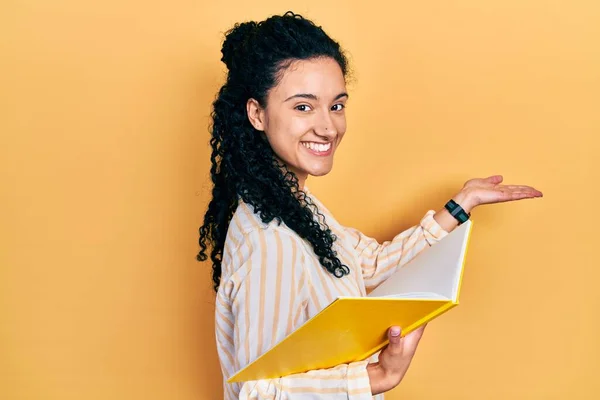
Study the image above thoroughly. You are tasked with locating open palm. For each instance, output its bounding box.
[462,175,543,208]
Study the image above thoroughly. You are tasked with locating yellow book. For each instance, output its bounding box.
[228,219,473,383]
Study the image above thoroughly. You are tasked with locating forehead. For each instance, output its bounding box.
[270,57,346,100]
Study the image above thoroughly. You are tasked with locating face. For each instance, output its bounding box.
[246,57,348,188]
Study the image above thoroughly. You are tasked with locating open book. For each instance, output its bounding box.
[228,219,473,383]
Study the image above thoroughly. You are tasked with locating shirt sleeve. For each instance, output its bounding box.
[224,228,373,399]
[238,360,372,399]
[344,210,449,292]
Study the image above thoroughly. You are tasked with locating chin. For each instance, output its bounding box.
[306,166,333,177]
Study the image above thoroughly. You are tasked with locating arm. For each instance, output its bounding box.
[345,210,448,292]
[224,228,373,399]
[347,177,543,292]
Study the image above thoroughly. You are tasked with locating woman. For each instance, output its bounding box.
[198,11,542,399]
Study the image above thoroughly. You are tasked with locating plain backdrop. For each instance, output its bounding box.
[1,1,599,399]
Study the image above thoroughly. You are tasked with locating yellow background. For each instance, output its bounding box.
[2,1,598,399]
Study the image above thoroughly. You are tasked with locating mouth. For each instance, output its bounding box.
[301,141,333,156]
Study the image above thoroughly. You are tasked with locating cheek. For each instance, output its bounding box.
[290,117,313,139]
[271,118,312,148]
[335,116,347,138]
[263,116,303,157]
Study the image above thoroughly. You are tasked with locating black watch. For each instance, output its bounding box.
[444,199,470,225]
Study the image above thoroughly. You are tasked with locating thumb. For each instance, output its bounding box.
[486,174,503,184]
[386,326,403,355]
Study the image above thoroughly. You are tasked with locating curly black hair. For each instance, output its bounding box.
[198,11,351,292]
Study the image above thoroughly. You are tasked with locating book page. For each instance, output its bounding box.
[376,291,450,300]
[367,220,471,300]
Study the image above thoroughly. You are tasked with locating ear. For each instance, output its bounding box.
[246,98,266,131]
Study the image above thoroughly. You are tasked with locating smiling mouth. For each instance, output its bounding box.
[301,142,332,155]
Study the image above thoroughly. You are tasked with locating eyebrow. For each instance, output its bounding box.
[283,92,349,102]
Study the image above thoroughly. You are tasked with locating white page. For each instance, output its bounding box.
[376,292,450,300]
[367,220,471,300]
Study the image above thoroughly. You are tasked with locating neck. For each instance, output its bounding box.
[297,174,307,191]
[276,158,307,191]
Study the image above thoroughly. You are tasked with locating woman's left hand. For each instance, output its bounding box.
[453,175,543,213]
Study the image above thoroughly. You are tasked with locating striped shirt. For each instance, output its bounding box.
[215,188,448,399]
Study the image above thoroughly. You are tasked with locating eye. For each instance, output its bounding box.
[295,104,312,112]
[331,104,345,112]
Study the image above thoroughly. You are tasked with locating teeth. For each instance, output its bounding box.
[302,142,331,152]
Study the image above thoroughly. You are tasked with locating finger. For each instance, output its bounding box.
[385,326,403,355]
[464,175,502,189]
[475,186,544,205]
[501,188,544,198]
[502,185,543,196]
[510,192,542,199]
[389,326,402,344]
[495,185,543,195]
[485,175,503,184]
[491,191,539,203]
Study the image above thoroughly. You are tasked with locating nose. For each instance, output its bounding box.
[315,110,337,140]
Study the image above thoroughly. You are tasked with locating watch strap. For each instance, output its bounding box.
[444,199,470,225]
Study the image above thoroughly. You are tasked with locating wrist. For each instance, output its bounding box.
[366,364,383,395]
[434,189,477,233]
[452,189,476,214]
[366,363,399,395]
